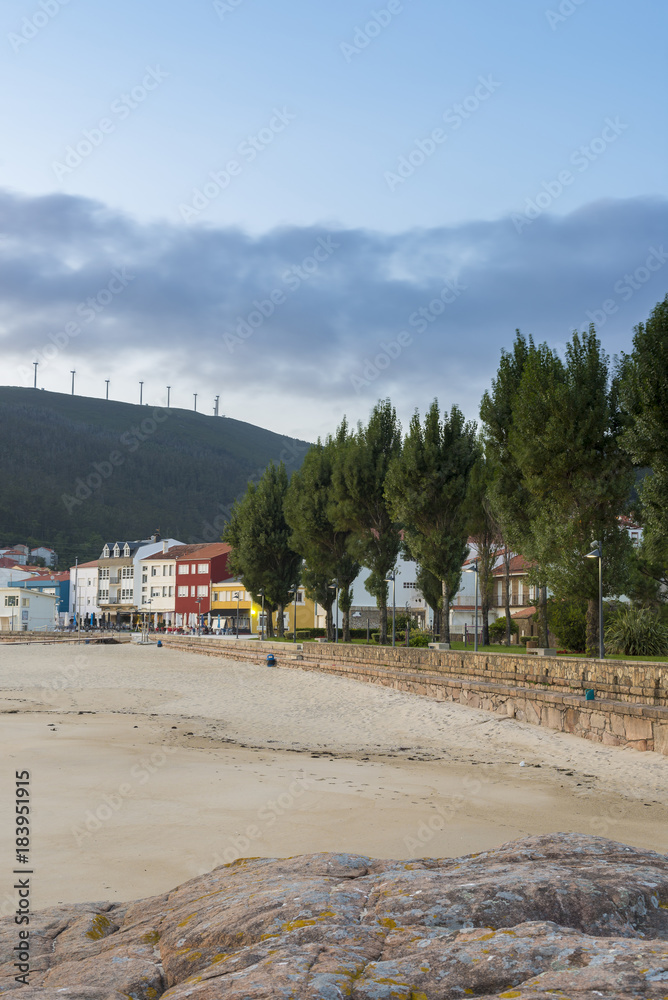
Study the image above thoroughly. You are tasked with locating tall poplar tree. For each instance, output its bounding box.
[508,328,634,655]
[224,462,301,638]
[284,429,360,641]
[332,400,402,644]
[385,401,477,643]
[465,447,504,646]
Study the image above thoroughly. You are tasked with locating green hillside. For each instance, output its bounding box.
[0,387,310,568]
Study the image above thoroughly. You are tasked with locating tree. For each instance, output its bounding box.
[465,446,504,646]
[480,332,552,646]
[507,328,634,656]
[620,293,668,540]
[332,400,402,644]
[284,430,360,642]
[385,401,478,643]
[415,562,442,636]
[224,463,301,638]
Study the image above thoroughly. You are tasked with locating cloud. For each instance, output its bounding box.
[0,189,666,437]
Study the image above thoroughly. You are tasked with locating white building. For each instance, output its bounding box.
[349,557,429,629]
[0,588,58,632]
[139,541,178,626]
[69,560,101,622]
[31,546,58,567]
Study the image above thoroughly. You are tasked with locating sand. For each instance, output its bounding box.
[0,641,666,910]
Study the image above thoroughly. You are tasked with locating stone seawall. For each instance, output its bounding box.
[162,637,668,755]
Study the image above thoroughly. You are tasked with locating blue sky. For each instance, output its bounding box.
[1,0,667,439]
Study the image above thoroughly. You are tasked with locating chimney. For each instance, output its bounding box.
[162,540,168,554]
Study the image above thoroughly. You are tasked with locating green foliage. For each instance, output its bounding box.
[620,294,668,537]
[604,604,668,656]
[0,387,307,568]
[488,616,518,642]
[331,400,403,643]
[224,462,302,637]
[409,632,431,647]
[385,400,478,640]
[547,598,587,652]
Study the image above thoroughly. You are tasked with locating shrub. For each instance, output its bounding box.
[409,632,430,647]
[488,616,519,642]
[547,598,587,652]
[604,605,668,657]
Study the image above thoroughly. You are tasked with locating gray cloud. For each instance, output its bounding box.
[1,189,667,436]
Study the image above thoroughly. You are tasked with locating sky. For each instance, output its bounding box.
[1,0,667,442]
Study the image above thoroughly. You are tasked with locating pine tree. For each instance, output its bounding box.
[465,447,504,646]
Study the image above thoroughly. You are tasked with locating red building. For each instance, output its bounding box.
[173,542,231,625]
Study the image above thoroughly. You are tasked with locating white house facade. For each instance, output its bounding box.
[0,588,58,632]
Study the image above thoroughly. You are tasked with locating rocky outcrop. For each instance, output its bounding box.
[1,833,667,998]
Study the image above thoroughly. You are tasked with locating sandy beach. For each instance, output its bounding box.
[1,641,667,910]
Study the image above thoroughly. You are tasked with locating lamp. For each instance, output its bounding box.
[464,560,479,652]
[585,540,604,659]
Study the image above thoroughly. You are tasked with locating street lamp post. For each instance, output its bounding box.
[196,597,203,633]
[233,591,240,639]
[289,584,299,642]
[259,588,265,640]
[139,381,144,405]
[585,541,604,659]
[105,379,110,399]
[328,583,339,642]
[70,370,76,395]
[143,599,152,641]
[384,571,396,646]
[464,561,479,652]
[33,362,38,389]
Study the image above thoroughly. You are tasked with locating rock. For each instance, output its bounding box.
[1,833,667,998]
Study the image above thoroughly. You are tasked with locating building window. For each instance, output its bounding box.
[102,546,110,558]
[4,596,18,607]
[151,588,161,598]
[113,545,120,557]
[22,598,29,607]
[162,566,167,576]
[197,585,209,597]
[100,567,110,580]
[162,587,167,597]
[178,564,188,574]
[197,563,208,574]
[168,565,173,576]
[123,544,130,557]
[190,586,196,597]
[168,587,173,597]
[121,589,133,601]
[151,567,158,577]
[142,574,147,584]
[213,592,220,602]
[177,586,188,597]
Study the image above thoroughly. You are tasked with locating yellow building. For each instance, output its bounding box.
[210,580,322,634]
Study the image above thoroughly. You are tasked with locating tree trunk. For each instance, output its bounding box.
[481,578,490,647]
[504,549,512,645]
[276,603,285,638]
[441,580,451,643]
[379,601,388,644]
[326,605,333,642]
[586,597,599,657]
[432,607,440,640]
[266,610,275,638]
[538,586,549,647]
[342,609,350,642]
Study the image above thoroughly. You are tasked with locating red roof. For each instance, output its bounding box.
[492,555,534,577]
[144,542,230,561]
[511,606,537,619]
[75,560,99,569]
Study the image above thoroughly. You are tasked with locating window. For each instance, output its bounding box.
[98,589,109,601]
[197,585,208,597]
[4,596,18,607]
[168,587,173,597]
[197,563,208,574]
[168,565,173,576]
[100,567,110,579]
[403,582,417,589]
[190,586,196,597]
[162,587,167,597]
[102,545,110,558]
[151,588,161,598]
[87,579,92,587]
[163,565,167,576]
[123,544,130,557]
[177,586,188,597]
[178,564,188,575]
[22,598,30,607]
[121,588,133,601]
[113,544,120,557]
[213,592,220,602]
[142,574,147,584]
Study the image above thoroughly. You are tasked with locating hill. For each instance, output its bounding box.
[0,387,310,568]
